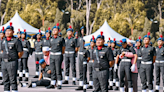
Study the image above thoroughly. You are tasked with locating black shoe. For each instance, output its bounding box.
[17,74,19,77]
[113,83,115,86]
[75,86,83,90]
[28,80,32,88]
[0,82,3,85]
[114,87,119,90]
[108,86,113,90]
[0,77,2,80]
[87,86,93,89]
[63,80,68,84]
[33,75,38,78]
[23,74,25,77]
[24,78,28,81]
[83,89,86,92]
[46,85,55,89]
[72,81,76,85]
[19,77,22,81]
[155,90,159,92]
[19,82,23,87]
[57,85,62,89]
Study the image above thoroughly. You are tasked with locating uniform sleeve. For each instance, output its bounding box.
[15,39,23,52]
[106,48,114,61]
[130,47,136,54]
[62,38,65,47]
[74,39,78,47]
[86,50,90,58]
[77,38,80,47]
[117,48,121,55]
[27,41,31,53]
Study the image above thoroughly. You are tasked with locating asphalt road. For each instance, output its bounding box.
[0,53,163,92]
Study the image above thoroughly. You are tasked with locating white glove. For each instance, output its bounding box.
[114,64,118,72]
[109,68,112,71]
[18,59,21,62]
[131,64,135,72]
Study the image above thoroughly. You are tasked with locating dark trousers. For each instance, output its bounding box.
[155,63,164,86]
[78,55,84,81]
[83,63,87,85]
[19,58,29,72]
[88,62,93,81]
[93,69,109,92]
[119,62,133,88]
[139,64,153,90]
[109,67,113,81]
[35,54,43,72]
[114,68,119,81]
[65,54,76,77]
[125,73,138,92]
[33,79,50,86]
[0,58,2,72]
[2,61,18,91]
[50,55,62,80]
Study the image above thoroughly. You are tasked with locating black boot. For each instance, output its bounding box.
[46,85,55,89]
[33,75,39,78]
[28,80,32,88]
[108,86,113,90]
[155,90,159,92]
[23,74,25,77]
[114,87,119,90]
[24,78,28,81]
[72,81,76,85]
[75,86,83,90]
[57,85,62,89]
[63,80,68,84]
[0,82,3,85]
[113,83,115,86]
[87,86,93,89]
[0,77,2,80]
[19,77,22,81]
[83,89,86,92]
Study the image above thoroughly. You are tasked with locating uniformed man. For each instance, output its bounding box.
[46,23,65,89]
[58,32,62,37]
[154,35,164,92]
[1,22,23,92]
[92,31,114,92]
[33,30,43,78]
[81,40,90,92]
[107,37,111,47]
[19,59,51,88]
[17,29,22,77]
[42,27,51,48]
[139,32,156,92]
[87,36,96,89]
[63,26,77,85]
[75,26,86,90]
[109,38,120,91]
[114,38,137,92]
[0,27,5,80]
[135,36,142,73]
[18,29,31,81]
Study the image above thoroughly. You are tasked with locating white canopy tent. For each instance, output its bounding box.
[0,12,44,35]
[83,20,135,43]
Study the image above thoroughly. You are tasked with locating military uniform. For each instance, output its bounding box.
[154,36,164,92]
[117,39,136,92]
[63,37,77,83]
[1,25,23,92]
[42,28,51,49]
[34,38,43,78]
[139,34,155,92]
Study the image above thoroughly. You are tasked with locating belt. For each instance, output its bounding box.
[138,57,142,59]
[89,60,93,63]
[43,77,51,80]
[121,59,131,62]
[35,52,43,54]
[23,48,29,52]
[65,51,75,54]
[50,52,61,55]
[141,61,152,64]
[78,52,84,55]
[155,60,164,63]
[83,61,87,64]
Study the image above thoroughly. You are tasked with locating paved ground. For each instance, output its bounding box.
[0,53,163,92]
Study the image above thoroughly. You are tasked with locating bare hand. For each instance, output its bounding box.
[47,70,51,74]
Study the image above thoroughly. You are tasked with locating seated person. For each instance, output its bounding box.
[20,59,51,88]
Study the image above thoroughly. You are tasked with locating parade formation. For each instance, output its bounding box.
[0,22,164,92]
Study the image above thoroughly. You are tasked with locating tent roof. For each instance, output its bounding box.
[83,20,135,43]
[0,12,44,35]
